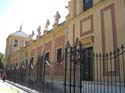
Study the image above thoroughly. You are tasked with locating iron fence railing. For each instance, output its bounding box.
[6,39,125,93]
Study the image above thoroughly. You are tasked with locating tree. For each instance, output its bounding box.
[0,53,4,62]
[0,53,4,69]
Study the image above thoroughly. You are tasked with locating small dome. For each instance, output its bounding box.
[11,24,29,38]
[11,31,29,38]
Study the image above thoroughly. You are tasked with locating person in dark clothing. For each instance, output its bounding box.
[2,71,7,82]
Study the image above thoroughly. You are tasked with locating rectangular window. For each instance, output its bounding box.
[45,52,49,60]
[14,40,18,47]
[84,0,93,11]
[57,48,62,63]
[24,41,28,47]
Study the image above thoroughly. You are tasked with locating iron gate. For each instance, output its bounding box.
[64,38,125,93]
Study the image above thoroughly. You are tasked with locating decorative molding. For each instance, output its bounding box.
[100,3,119,76]
[80,15,94,37]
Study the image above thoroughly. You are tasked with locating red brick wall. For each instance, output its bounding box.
[55,36,65,47]
[45,41,51,51]
[37,46,42,56]
[55,35,65,76]
[31,48,35,57]
[44,41,51,76]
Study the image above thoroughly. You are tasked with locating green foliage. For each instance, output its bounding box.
[0,53,5,63]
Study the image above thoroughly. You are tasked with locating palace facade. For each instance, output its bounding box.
[5,0,125,81]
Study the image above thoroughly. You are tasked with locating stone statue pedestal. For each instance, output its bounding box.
[44,30,48,34]
[53,24,58,29]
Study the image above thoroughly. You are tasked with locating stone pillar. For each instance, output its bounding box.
[76,0,83,15]
[51,34,55,80]
[93,0,101,5]
[70,0,76,18]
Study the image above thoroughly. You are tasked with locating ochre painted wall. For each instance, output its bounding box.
[5,0,125,81]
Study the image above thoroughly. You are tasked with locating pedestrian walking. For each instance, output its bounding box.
[2,71,7,82]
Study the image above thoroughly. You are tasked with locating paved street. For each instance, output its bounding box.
[0,79,27,93]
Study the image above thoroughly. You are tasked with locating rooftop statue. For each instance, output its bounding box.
[32,30,35,37]
[54,11,61,25]
[65,1,71,12]
[45,19,50,30]
[29,30,35,39]
[37,26,41,38]
[20,24,22,31]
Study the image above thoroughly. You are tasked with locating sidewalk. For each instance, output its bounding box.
[0,78,40,93]
[6,80,39,93]
[0,79,27,93]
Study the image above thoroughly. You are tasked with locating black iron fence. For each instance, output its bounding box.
[6,39,125,93]
[63,39,125,93]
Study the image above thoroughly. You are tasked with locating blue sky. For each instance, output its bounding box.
[0,0,69,54]
[0,0,15,15]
